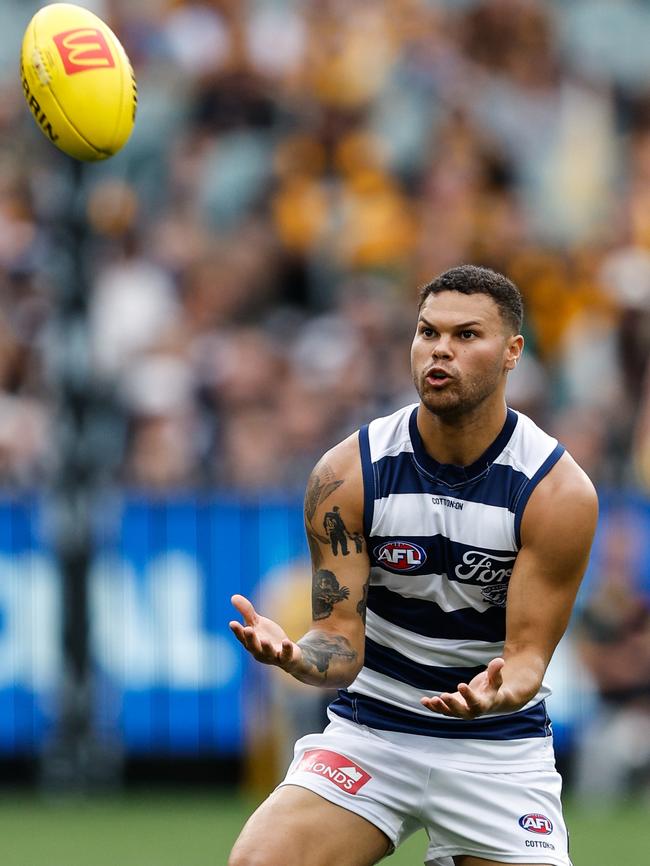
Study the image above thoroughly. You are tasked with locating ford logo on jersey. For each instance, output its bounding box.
[519,813,554,835]
[374,541,426,571]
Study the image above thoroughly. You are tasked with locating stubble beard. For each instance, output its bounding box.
[414,370,498,423]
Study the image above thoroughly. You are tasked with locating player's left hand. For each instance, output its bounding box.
[420,658,509,719]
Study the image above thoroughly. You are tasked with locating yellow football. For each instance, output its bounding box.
[21,3,137,161]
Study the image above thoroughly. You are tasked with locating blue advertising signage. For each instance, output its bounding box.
[0,495,59,753]
[0,490,648,756]
[91,495,307,755]
[0,494,306,756]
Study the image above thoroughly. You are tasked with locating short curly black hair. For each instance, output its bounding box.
[418,265,523,334]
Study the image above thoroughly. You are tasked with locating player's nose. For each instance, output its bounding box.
[431,337,453,358]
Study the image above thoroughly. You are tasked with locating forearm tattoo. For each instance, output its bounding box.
[312,569,350,620]
[298,633,358,680]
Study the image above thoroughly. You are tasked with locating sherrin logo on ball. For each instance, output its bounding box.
[21,3,137,161]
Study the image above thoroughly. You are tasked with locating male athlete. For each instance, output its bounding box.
[229,265,598,866]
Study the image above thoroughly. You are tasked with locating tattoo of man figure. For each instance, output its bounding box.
[304,462,344,569]
[298,633,358,678]
[312,569,350,620]
[323,505,351,556]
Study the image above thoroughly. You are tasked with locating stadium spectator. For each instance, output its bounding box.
[3,0,650,491]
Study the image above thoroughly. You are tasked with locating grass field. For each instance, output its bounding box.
[0,791,647,865]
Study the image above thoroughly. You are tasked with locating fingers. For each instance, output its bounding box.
[229,621,263,655]
[421,695,454,715]
[458,682,483,712]
[421,657,506,719]
[278,638,297,668]
[231,594,257,625]
[229,621,268,657]
[421,689,471,718]
[486,657,505,689]
[228,619,298,669]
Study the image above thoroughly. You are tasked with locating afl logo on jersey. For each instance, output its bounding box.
[519,813,554,835]
[374,541,426,571]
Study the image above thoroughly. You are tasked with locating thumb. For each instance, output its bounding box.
[486,657,505,690]
[231,594,258,625]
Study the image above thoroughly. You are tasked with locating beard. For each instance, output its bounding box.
[413,366,501,421]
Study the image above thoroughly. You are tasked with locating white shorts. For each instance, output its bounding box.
[278,714,571,866]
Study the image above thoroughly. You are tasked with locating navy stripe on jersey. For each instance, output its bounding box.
[370,534,516,580]
[374,451,529,508]
[368,585,506,642]
[330,691,551,740]
[513,443,565,546]
[364,637,486,692]
[358,424,375,538]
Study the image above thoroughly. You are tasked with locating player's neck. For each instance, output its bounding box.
[416,399,509,468]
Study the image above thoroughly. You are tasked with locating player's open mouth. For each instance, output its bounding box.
[425,368,453,387]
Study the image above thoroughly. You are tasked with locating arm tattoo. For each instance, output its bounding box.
[298,633,358,679]
[305,462,344,523]
[306,523,324,570]
[323,506,354,556]
[312,569,350,620]
[304,461,345,569]
[357,581,369,625]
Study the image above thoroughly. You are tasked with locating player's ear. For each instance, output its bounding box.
[504,334,524,371]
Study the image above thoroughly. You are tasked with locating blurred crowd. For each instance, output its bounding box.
[1,0,650,492]
[0,0,649,799]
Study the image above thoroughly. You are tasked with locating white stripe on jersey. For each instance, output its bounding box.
[370,566,492,612]
[493,411,559,477]
[372,492,517,551]
[366,609,504,667]
[349,667,551,717]
[367,404,415,461]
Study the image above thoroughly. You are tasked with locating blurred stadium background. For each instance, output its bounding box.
[1,0,650,863]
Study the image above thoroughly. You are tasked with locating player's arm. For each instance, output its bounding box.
[230,433,369,688]
[422,452,598,718]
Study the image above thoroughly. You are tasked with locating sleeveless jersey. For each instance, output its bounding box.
[329,404,565,740]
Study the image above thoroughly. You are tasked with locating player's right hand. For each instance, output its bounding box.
[229,594,302,672]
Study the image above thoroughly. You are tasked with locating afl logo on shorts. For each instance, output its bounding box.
[374,541,426,572]
[519,813,554,835]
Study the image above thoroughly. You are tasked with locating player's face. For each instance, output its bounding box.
[411,291,522,418]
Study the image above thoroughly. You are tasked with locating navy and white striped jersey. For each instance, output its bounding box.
[329,403,565,741]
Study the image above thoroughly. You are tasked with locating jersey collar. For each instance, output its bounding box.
[408,405,519,488]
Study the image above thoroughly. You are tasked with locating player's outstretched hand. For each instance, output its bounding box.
[229,594,302,672]
[420,658,507,719]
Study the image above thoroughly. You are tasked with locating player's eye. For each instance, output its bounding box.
[420,326,435,337]
[460,330,477,339]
